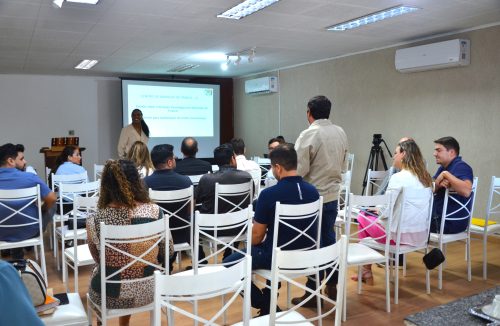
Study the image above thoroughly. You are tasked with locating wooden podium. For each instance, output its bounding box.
[40,137,85,180]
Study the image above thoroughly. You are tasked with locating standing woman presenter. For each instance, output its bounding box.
[117,109,150,158]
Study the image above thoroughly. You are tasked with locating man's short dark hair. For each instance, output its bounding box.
[151,144,174,168]
[181,137,198,157]
[15,144,24,153]
[0,143,18,166]
[214,143,234,166]
[307,95,331,120]
[230,138,245,155]
[269,143,297,171]
[434,136,460,155]
[268,137,285,146]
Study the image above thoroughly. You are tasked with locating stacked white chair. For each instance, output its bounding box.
[428,177,478,289]
[365,169,390,195]
[470,176,500,279]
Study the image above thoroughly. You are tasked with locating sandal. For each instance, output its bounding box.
[350,268,374,285]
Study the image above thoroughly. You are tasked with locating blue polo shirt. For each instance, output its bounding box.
[432,156,474,234]
[254,175,319,252]
[55,162,86,175]
[0,168,51,241]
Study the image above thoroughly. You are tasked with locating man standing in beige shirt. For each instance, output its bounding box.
[292,95,348,305]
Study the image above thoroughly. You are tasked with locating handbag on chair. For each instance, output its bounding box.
[423,248,445,270]
[9,259,47,306]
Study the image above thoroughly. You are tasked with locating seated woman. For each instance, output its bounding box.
[127,141,154,178]
[86,159,173,326]
[54,145,86,176]
[354,139,433,284]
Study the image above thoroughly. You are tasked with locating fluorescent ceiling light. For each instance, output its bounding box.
[66,0,99,4]
[327,5,420,31]
[167,64,200,73]
[53,0,64,8]
[190,52,227,61]
[74,59,98,70]
[217,0,280,20]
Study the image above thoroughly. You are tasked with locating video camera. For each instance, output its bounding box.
[372,133,383,147]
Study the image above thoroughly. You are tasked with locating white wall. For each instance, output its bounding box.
[234,25,500,219]
[0,74,121,178]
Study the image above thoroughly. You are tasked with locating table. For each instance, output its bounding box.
[404,286,500,325]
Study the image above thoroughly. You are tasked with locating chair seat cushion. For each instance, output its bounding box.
[173,265,226,277]
[64,244,94,265]
[56,226,87,239]
[429,232,467,244]
[173,242,191,252]
[232,310,313,325]
[470,223,500,234]
[361,238,426,255]
[347,243,385,265]
[41,293,87,326]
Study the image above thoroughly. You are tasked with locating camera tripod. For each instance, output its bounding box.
[361,134,392,195]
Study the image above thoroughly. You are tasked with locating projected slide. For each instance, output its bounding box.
[122,79,221,158]
[127,85,214,137]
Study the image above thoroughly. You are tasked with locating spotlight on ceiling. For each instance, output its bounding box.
[248,49,255,63]
[234,54,242,65]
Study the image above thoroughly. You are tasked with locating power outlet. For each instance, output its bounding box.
[68,130,75,136]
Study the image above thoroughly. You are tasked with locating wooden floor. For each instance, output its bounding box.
[36,234,500,325]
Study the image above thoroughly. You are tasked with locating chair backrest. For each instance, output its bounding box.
[439,177,479,234]
[58,180,100,222]
[254,157,271,183]
[0,185,47,279]
[45,167,51,184]
[99,218,168,318]
[268,236,347,326]
[194,206,252,269]
[211,165,219,172]
[94,164,104,181]
[392,187,433,248]
[247,169,261,198]
[149,186,194,250]
[51,171,88,190]
[338,171,352,210]
[365,169,389,195]
[345,193,394,254]
[153,255,252,326]
[347,153,355,173]
[188,174,204,186]
[214,181,253,213]
[485,176,500,229]
[70,195,99,233]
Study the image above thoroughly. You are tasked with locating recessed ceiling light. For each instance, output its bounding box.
[326,5,420,31]
[217,0,280,20]
[53,0,99,7]
[74,59,98,70]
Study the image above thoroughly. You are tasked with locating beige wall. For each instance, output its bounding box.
[234,25,500,219]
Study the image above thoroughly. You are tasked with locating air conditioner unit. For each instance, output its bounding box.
[245,76,278,95]
[395,39,470,73]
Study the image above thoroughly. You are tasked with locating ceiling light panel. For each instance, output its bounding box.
[74,59,98,69]
[327,5,420,31]
[217,0,280,20]
[66,0,99,4]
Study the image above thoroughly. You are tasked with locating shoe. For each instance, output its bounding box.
[257,305,281,317]
[350,269,374,285]
[324,284,337,300]
[291,294,323,308]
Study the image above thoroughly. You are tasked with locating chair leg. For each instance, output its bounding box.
[385,259,390,313]
[438,243,443,290]
[357,266,362,294]
[342,270,347,322]
[402,254,407,277]
[286,280,291,309]
[75,262,79,293]
[394,257,399,304]
[177,251,182,271]
[467,237,471,282]
[483,233,488,280]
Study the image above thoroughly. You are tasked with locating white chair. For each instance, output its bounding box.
[215,181,253,213]
[93,164,104,181]
[347,152,355,173]
[0,185,47,281]
[248,169,261,199]
[41,293,88,326]
[188,174,204,186]
[254,157,271,185]
[344,193,394,319]
[429,177,478,289]
[237,236,347,326]
[50,171,88,263]
[87,217,168,326]
[335,170,352,238]
[470,176,500,280]
[45,167,52,184]
[253,198,323,309]
[55,180,99,273]
[362,187,434,303]
[149,186,194,272]
[153,255,252,326]
[212,165,219,172]
[365,169,390,195]
[63,196,99,292]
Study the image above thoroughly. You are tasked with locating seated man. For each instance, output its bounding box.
[144,144,192,271]
[175,137,212,176]
[195,143,253,214]
[431,136,473,234]
[263,137,285,187]
[230,137,260,173]
[223,143,319,316]
[0,143,57,259]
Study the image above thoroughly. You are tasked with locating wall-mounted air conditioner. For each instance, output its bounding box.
[244,76,278,95]
[395,39,470,73]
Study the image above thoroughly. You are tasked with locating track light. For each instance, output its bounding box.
[248,49,255,63]
[221,48,256,70]
[234,53,241,65]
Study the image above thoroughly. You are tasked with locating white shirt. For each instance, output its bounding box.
[117,124,149,158]
[235,155,260,173]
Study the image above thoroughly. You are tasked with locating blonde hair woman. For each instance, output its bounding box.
[126,141,154,178]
